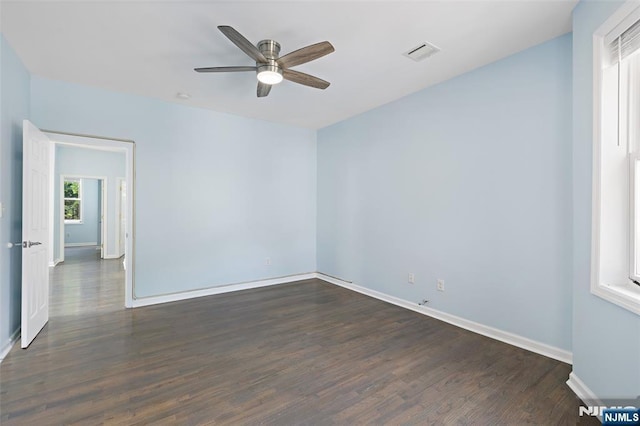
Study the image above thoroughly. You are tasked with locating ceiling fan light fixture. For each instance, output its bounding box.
[257,62,283,85]
[257,70,283,85]
[195,26,334,96]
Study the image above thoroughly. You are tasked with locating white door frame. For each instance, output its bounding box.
[59,175,107,260]
[100,179,105,259]
[48,146,57,267]
[115,177,126,258]
[46,131,135,308]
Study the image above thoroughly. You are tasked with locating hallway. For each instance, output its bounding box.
[51,246,124,317]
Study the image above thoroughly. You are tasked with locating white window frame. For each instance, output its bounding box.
[630,153,640,283]
[591,1,640,316]
[63,177,83,224]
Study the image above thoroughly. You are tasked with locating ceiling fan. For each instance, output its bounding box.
[195,26,335,98]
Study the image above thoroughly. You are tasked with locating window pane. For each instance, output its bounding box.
[65,200,80,220]
[64,181,79,198]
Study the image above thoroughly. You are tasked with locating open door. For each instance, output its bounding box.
[21,120,51,348]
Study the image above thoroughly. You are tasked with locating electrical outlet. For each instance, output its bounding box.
[437,279,445,292]
[408,273,415,284]
[265,257,271,266]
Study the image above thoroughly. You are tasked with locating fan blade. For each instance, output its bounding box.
[194,66,257,73]
[282,69,330,89]
[257,82,272,98]
[218,26,267,63]
[277,41,334,68]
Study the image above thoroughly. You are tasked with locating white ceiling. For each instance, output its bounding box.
[0,1,577,129]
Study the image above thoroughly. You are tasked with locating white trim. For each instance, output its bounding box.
[566,372,603,421]
[64,242,98,247]
[631,154,638,281]
[603,3,640,45]
[100,178,105,259]
[130,273,317,308]
[114,177,125,258]
[48,258,62,268]
[566,372,601,405]
[126,271,572,363]
[48,144,56,266]
[47,131,135,309]
[59,174,107,263]
[591,28,604,312]
[591,1,640,316]
[103,254,122,260]
[0,329,20,363]
[591,282,640,314]
[316,273,573,364]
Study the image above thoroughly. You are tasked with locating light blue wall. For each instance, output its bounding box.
[53,146,125,259]
[317,35,573,351]
[572,0,640,399]
[0,35,30,351]
[6,9,638,401]
[32,77,317,298]
[63,178,101,246]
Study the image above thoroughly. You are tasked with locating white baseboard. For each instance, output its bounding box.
[0,329,20,363]
[567,372,601,403]
[64,242,97,247]
[566,372,602,420]
[127,271,572,364]
[316,273,573,364]
[48,258,62,267]
[103,254,122,260]
[131,273,317,308]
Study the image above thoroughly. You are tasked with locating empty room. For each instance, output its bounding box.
[0,1,639,424]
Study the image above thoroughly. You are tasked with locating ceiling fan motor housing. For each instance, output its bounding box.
[257,39,283,77]
[258,39,281,59]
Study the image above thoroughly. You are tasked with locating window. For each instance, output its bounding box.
[592,4,640,315]
[64,179,82,224]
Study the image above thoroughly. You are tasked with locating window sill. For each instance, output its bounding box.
[592,282,640,316]
[64,220,83,225]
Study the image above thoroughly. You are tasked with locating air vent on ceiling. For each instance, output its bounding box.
[403,41,440,62]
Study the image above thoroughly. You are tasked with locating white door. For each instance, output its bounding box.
[119,180,126,256]
[21,120,50,348]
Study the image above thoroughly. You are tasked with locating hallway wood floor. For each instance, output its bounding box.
[1,251,595,424]
[50,246,124,317]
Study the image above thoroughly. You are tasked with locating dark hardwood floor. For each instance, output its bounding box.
[1,250,595,424]
[50,246,125,317]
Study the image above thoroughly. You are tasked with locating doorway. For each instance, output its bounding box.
[46,131,135,308]
[60,176,106,260]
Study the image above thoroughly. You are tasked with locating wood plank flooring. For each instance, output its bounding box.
[50,246,124,317]
[1,250,595,424]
